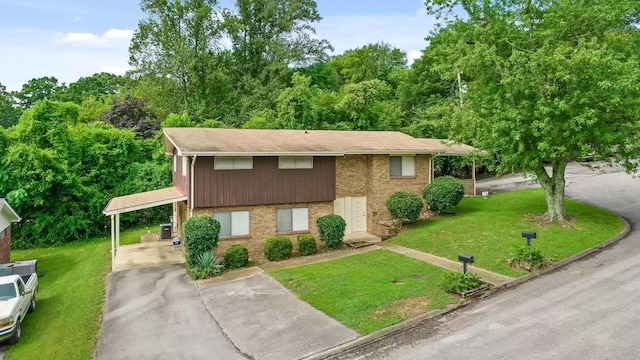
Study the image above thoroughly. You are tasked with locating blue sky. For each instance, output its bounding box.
[0,0,437,91]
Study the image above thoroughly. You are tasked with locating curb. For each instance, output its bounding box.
[303,214,631,360]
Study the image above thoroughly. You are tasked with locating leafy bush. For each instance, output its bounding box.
[188,250,225,280]
[225,244,249,269]
[317,214,346,249]
[297,235,317,256]
[439,272,483,293]
[386,191,424,222]
[264,236,293,261]
[182,215,221,268]
[508,246,549,272]
[423,176,465,214]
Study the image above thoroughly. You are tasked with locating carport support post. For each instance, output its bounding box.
[111,214,115,271]
[116,212,120,250]
[473,159,477,196]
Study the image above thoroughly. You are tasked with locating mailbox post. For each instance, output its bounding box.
[458,254,474,274]
[522,231,537,248]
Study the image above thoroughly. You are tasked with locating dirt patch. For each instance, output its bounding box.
[524,213,579,229]
[372,296,430,320]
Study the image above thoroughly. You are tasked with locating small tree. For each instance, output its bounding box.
[317,214,346,249]
[423,176,465,214]
[386,191,424,222]
[182,215,221,268]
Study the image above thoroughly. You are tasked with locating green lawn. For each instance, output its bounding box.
[390,189,624,277]
[5,225,152,360]
[269,249,457,335]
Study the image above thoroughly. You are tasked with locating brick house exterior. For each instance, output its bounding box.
[163,128,476,261]
[0,199,21,264]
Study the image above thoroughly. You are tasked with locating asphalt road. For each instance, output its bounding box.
[333,164,640,360]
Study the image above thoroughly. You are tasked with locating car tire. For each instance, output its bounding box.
[28,295,36,313]
[9,320,20,345]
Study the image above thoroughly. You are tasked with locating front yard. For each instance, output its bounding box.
[390,189,624,277]
[270,249,457,335]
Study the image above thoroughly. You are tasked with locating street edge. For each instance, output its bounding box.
[302,214,631,360]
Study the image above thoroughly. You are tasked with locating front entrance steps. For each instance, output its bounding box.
[344,232,381,248]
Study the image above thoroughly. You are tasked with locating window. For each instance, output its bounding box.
[213,211,250,237]
[214,157,253,170]
[17,281,24,296]
[173,155,177,173]
[182,156,188,176]
[277,208,309,233]
[278,157,313,169]
[389,156,416,177]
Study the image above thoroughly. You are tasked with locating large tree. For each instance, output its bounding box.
[0,83,21,128]
[13,76,64,108]
[425,0,640,223]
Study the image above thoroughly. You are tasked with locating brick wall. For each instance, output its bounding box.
[193,202,333,262]
[0,226,11,263]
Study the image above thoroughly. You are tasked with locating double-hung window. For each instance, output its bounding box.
[214,157,253,170]
[276,208,309,233]
[389,156,416,177]
[213,211,250,237]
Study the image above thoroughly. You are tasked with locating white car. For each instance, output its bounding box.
[0,273,38,344]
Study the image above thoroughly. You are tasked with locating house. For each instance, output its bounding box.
[0,199,21,263]
[104,128,477,267]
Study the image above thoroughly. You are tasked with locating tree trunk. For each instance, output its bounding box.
[535,161,567,223]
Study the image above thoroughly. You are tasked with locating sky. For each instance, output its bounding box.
[0,0,438,91]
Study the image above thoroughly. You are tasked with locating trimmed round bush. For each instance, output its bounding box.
[423,176,465,214]
[264,236,293,261]
[297,235,317,256]
[182,215,221,268]
[386,191,424,222]
[317,214,346,249]
[224,244,249,269]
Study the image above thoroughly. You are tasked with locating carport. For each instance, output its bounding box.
[103,187,188,271]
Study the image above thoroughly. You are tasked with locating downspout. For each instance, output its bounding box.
[190,155,197,213]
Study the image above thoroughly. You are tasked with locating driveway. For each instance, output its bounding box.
[332,163,640,359]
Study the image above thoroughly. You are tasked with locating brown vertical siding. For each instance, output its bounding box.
[194,157,336,207]
[172,150,190,203]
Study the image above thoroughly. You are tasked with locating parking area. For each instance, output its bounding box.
[113,240,184,272]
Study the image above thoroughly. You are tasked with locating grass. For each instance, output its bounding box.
[390,189,624,277]
[269,249,457,335]
[5,224,152,360]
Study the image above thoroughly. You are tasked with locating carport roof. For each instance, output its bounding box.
[103,187,187,216]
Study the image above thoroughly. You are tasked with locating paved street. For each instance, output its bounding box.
[333,164,640,360]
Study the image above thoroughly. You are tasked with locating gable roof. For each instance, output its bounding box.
[0,199,21,223]
[163,128,478,156]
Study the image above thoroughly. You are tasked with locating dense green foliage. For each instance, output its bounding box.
[182,215,221,268]
[508,246,548,272]
[188,250,225,279]
[297,234,317,256]
[439,272,483,294]
[316,214,346,249]
[386,191,424,222]
[423,176,465,214]
[224,244,250,269]
[264,236,294,261]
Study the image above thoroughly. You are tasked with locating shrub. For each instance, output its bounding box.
[182,215,221,268]
[297,235,317,256]
[225,244,249,269]
[423,176,465,214]
[508,246,549,272]
[386,191,424,222]
[264,236,293,261]
[317,214,346,249]
[439,272,483,293]
[188,250,225,280]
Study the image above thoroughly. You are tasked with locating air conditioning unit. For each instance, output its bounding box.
[160,224,172,239]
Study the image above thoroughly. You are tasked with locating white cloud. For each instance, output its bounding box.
[407,50,423,65]
[56,28,134,48]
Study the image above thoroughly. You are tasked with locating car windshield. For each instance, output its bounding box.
[0,284,16,300]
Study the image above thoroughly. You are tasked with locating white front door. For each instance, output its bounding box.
[334,196,367,233]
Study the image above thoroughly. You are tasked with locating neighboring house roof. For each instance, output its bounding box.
[164,128,479,156]
[0,198,21,223]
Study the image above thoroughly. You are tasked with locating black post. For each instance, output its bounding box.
[463,262,468,274]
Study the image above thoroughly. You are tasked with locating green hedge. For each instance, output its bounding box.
[225,244,249,269]
[182,215,221,268]
[317,214,346,249]
[264,236,293,261]
[297,235,317,256]
[386,191,424,222]
[423,176,465,214]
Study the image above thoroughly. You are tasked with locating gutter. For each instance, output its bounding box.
[190,155,197,211]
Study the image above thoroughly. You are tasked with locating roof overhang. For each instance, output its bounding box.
[0,199,21,222]
[103,187,187,216]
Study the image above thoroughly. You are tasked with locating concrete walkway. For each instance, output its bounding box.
[378,242,515,286]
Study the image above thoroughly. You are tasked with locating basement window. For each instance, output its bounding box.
[214,157,253,170]
[276,208,309,233]
[213,211,250,237]
[389,156,416,177]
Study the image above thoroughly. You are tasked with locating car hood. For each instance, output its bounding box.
[0,298,19,320]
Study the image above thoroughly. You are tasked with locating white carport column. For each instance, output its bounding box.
[473,159,477,196]
[116,212,120,250]
[110,214,115,271]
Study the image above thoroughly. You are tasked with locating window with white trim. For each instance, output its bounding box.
[389,156,416,177]
[182,156,188,176]
[214,157,253,170]
[276,208,309,233]
[173,155,177,172]
[213,211,250,237]
[278,157,313,169]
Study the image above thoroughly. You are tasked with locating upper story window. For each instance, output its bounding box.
[390,156,416,177]
[214,157,253,170]
[182,156,188,176]
[279,157,313,169]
